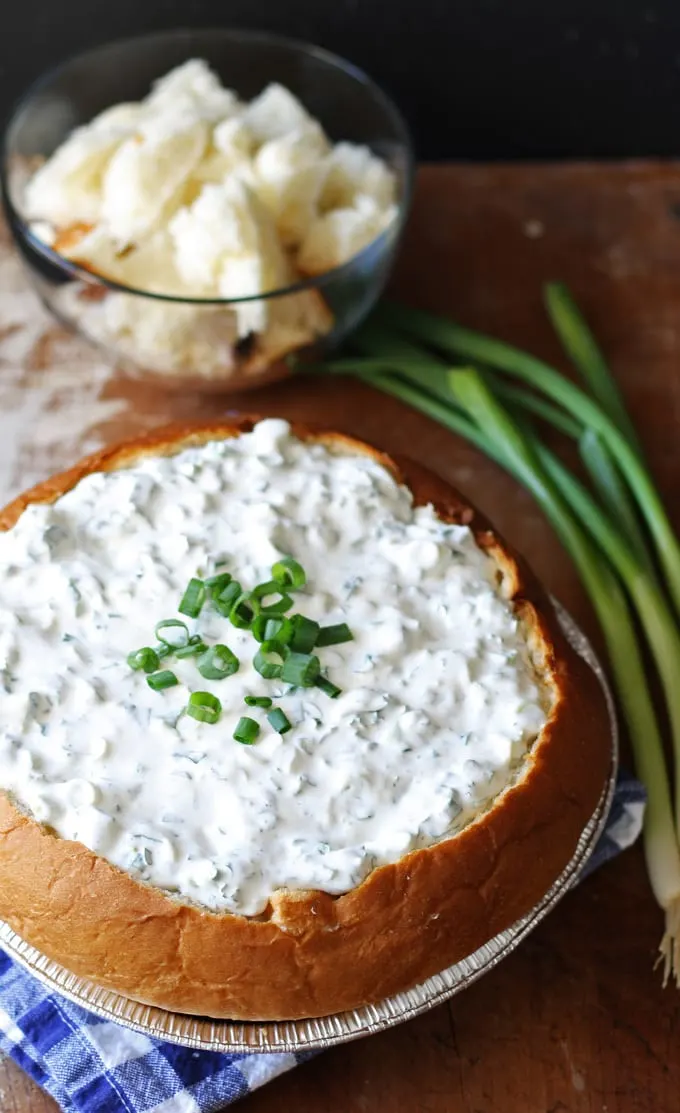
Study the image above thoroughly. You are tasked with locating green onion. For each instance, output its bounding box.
[229,591,259,629]
[250,580,293,615]
[316,623,354,647]
[178,578,206,619]
[289,615,320,652]
[251,615,294,644]
[267,708,292,734]
[490,378,583,439]
[205,572,232,593]
[186,691,222,724]
[253,640,288,679]
[544,282,643,453]
[212,581,241,616]
[176,638,208,659]
[127,647,160,673]
[316,676,342,699]
[155,620,190,649]
[271,557,306,590]
[244,695,273,708]
[234,716,260,745]
[281,651,320,687]
[197,644,240,680]
[579,429,654,576]
[147,670,179,691]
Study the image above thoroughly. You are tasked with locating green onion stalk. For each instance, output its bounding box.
[543,283,642,453]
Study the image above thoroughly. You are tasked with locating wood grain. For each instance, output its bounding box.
[1,161,680,1111]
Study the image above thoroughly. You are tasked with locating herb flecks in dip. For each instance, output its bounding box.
[0,420,548,915]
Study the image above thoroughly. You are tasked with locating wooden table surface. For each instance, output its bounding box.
[1,162,680,1112]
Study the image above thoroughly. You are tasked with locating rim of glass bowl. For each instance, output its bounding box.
[0,27,415,307]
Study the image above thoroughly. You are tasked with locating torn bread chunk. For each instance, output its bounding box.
[299,195,398,274]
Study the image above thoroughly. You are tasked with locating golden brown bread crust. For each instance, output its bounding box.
[0,418,612,1020]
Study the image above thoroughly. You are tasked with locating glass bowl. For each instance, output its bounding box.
[1,29,414,393]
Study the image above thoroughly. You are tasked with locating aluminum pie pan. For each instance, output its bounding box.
[0,600,618,1053]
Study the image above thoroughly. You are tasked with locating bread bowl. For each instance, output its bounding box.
[0,417,611,1020]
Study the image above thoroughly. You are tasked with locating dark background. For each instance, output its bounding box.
[4,0,680,160]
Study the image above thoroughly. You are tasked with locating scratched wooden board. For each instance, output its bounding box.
[1,163,679,1113]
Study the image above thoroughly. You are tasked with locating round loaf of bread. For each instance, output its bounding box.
[0,417,611,1020]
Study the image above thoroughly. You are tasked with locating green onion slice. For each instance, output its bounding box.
[155,619,190,649]
[250,580,294,615]
[205,572,232,593]
[187,691,222,724]
[281,651,320,687]
[147,670,179,691]
[316,623,354,647]
[212,581,241,616]
[244,695,273,708]
[229,591,260,629]
[176,638,208,659]
[178,577,206,619]
[289,614,320,653]
[251,615,294,644]
[267,708,292,734]
[271,557,306,590]
[127,647,160,673]
[234,716,260,745]
[253,640,288,679]
[317,676,342,699]
[198,644,240,680]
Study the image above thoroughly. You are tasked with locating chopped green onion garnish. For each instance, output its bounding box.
[154,643,173,660]
[316,623,354,647]
[205,572,232,593]
[178,578,206,619]
[127,647,160,673]
[198,644,240,680]
[155,620,190,649]
[212,581,241,616]
[147,670,179,691]
[251,615,294,644]
[234,716,260,745]
[317,676,342,699]
[187,691,222,724]
[289,614,320,653]
[229,591,260,629]
[271,557,306,590]
[253,640,288,679]
[281,651,320,687]
[176,638,208,659]
[244,695,273,708]
[250,580,294,615]
[267,708,292,734]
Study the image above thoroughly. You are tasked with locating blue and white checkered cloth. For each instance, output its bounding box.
[0,771,644,1113]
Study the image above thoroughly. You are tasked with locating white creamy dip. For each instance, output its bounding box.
[0,420,549,916]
